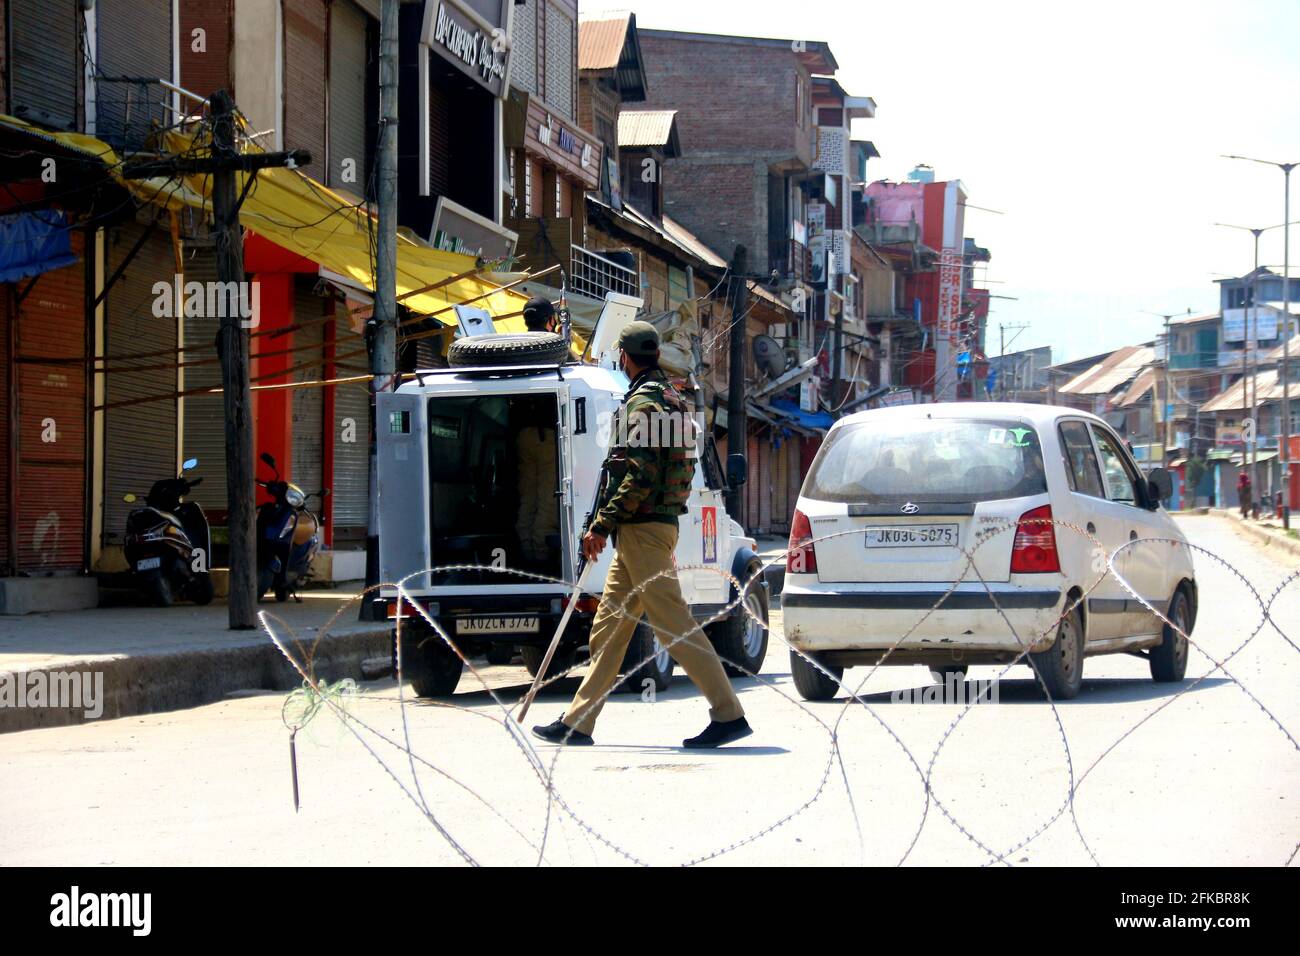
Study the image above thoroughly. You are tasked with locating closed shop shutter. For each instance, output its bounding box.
[544,4,574,121]
[103,225,178,546]
[331,311,370,532]
[291,284,325,500]
[97,0,174,150]
[10,0,79,130]
[758,437,772,532]
[0,285,10,571]
[284,0,328,182]
[772,437,790,531]
[179,0,232,98]
[179,241,228,515]
[328,1,370,190]
[428,78,452,199]
[14,235,87,571]
[745,433,760,532]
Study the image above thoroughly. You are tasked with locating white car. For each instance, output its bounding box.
[782,403,1196,701]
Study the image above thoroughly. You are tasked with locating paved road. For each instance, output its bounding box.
[2,515,1296,866]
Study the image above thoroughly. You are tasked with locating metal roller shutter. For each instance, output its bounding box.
[96,0,174,150]
[331,311,369,531]
[10,0,79,130]
[179,241,228,514]
[428,78,451,199]
[0,286,11,571]
[103,224,178,546]
[291,284,325,499]
[544,4,575,121]
[328,1,369,190]
[14,235,87,571]
[284,0,328,183]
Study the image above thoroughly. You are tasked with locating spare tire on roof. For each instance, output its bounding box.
[446,332,571,368]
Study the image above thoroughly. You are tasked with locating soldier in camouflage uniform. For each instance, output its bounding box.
[533,321,751,748]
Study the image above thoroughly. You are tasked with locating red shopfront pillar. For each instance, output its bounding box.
[250,272,295,493]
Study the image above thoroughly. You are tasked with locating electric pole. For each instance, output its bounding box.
[725,245,748,521]
[124,89,310,629]
[361,0,400,619]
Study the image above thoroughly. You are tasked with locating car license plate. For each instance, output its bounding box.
[136,557,161,571]
[455,616,540,635]
[864,524,958,548]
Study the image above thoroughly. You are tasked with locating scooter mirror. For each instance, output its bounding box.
[182,457,198,471]
[260,452,276,469]
[320,488,331,497]
[123,493,137,503]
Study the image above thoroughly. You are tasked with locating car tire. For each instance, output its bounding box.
[790,649,843,702]
[1150,588,1190,683]
[620,619,676,693]
[1030,604,1084,700]
[399,629,464,698]
[707,565,769,678]
[519,645,576,684]
[447,332,570,368]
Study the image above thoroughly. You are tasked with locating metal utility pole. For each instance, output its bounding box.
[361,0,400,619]
[725,245,748,520]
[1142,309,1190,467]
[125,90,310,629]
[1225,155,1298,527]
[1216,220,1300,504]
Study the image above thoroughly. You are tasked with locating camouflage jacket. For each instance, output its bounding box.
[589,368,697,536]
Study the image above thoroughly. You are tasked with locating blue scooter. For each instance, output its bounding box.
[255,452,329,603]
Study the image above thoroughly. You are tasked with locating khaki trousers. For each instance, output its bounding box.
[563,521,745,736]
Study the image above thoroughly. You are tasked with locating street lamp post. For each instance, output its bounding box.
[1214,219,1300,509]
[1225,156,1298,527]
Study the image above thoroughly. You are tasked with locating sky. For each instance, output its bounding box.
[576,0,1300,364]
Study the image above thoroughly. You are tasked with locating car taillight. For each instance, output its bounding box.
[787,508,818,574]
[1010,504,1060,574]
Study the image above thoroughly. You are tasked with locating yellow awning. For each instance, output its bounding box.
[0,115,528,330]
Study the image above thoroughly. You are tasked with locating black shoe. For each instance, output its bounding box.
[683,716,752,749]
[531,717,593,746]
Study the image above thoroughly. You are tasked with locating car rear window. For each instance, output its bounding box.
[803,418,1048,504]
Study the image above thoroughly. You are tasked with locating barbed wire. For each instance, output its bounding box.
[252,517,1298,866]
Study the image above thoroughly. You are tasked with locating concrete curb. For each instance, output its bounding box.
[0,624,391,735]
[1208,508,1300,559]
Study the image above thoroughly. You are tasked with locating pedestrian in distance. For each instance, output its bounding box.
[1238,468,1253,519]
[532,321,752,749]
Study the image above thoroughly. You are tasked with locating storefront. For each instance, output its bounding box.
[400,0,518,250]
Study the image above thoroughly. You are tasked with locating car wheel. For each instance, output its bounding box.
[1150,588,1190,683]
[707,566,769,678]
[519,645,576,683]
[1030,604,1084,700]
[399,629,464,698]
[790,649,843,702]
[620,619,675,693]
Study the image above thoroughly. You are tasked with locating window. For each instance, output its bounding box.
[1058,420,1106,499]
[803,419,1047,504]
[1091,425,1141,506]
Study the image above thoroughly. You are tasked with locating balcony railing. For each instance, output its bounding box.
[768,237,812,286]
[570,244,639,301]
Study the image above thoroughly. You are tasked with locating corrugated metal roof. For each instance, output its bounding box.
[1202,368,1285,412]
[1117,367,1158,407]
[661,213,726,268]
[618,109,678,148]
[1170,311,1220,326]
[1058,345,1154,395]
[578,14,631,71]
